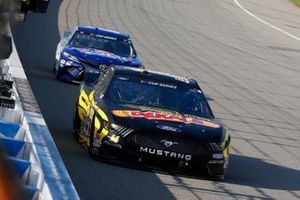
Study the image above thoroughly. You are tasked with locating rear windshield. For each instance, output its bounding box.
[69,31,134,57]
[105,76,211,117]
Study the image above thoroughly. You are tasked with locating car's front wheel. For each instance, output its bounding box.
[88,114,102,159]
[73,105,81,142]
[206,159,229,181]
[53,60,61,80]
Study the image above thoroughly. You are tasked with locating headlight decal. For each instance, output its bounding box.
[62,52,80,63]
[60,59,66,66]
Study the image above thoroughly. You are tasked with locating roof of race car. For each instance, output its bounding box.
[111,66,199,89]
[77,26,130,40]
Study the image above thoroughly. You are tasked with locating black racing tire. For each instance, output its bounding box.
[53,61,61,80]
[208,175,225,181]
[208,175,225,182]
[206,163,227,181]
[89,114,101,160]
[73,104,81,142]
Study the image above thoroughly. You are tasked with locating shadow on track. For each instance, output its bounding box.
[102,153,300,192]
[226,154,300,191]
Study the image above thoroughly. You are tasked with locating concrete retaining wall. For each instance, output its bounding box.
[0,31,79,200]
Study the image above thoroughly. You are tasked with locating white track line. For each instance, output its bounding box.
[234,0,300,41]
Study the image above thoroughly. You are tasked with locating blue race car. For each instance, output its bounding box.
[54,26,144,83]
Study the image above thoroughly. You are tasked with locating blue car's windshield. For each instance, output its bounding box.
[69,31,135,57]
[105,76,211,117]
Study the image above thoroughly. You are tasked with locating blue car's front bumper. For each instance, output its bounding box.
[56,55,85,83]
[55,50,144,83]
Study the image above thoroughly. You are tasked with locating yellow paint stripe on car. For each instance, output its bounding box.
[87,89,110,141]
[94,116,101,135]
[88,90,96,105]
[99,129,109,141]
[78,89,90,120]
[223,132,232,157]
[96,107,108,121]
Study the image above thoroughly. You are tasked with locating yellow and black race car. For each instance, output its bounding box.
[73,66,232,179]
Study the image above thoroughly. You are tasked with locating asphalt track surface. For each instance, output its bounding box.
[12,0,300,199]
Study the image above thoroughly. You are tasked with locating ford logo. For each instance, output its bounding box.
[157,125,182,133]
[160,139,178,147]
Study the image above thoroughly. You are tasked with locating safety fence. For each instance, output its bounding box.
[0,35,79,199]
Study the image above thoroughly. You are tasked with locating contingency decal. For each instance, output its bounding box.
[157,125,182,133]
[173,76,190,84]
[140,80,177,89]
[111,110,221,128]
[79,31,118,40]
[121,67,189,83]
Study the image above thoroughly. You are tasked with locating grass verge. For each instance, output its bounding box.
[290,0,300,7]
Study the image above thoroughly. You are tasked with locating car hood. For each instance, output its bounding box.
[64,46,143,67]
[105,103,224,143]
